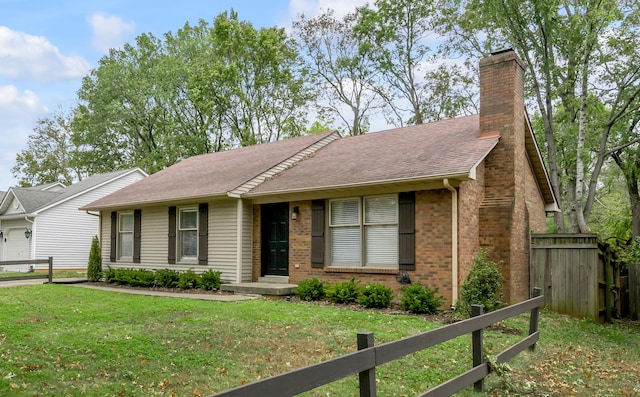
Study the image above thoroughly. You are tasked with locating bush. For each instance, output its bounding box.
[127,269,155,287]
[400,284,443,314]
[155,268,181,288]
[103,267,116,283]
[198,270,222,291]
[296,278,326,301]
[457,248,505,316]
[326,278,361,304]
[87,236,102,282]
[358,283,393,308]
[177,269,199,289]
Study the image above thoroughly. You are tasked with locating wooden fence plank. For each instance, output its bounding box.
[213,349,376,397]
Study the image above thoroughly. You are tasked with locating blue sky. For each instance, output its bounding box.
[0,0,367,189]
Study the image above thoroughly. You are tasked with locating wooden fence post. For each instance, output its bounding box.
[357,332,376,397]
[529,287,541,351]
[471,305,484,392]
[48,257,53,284]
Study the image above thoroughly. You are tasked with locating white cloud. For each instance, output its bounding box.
[0,85,47,122]
[87,12,136,53]
[0,27,92,82]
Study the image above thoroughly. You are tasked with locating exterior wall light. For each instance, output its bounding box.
[0,230,3,239]
[291,206,299,221]
[25,228,32,239]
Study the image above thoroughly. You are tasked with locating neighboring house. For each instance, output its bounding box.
[82,50,558,306]
[0,169,147,271]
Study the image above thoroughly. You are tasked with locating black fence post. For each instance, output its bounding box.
[529,287,541,351]
[357,332,376,397]
[471,304,484,392]
[48,257,53,284]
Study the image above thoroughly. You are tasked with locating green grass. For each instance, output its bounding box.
[0,271,86,279]
[0,285,638,396]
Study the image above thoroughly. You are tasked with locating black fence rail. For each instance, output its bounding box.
[212,288,543,397]
[0,257,54,284]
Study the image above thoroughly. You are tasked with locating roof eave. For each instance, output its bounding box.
[242,171,475,199]
[80,192,230,212]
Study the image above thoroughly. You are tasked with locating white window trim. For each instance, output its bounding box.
[118,211,134,261]
[178,206,198,264]
[328,194,399,268]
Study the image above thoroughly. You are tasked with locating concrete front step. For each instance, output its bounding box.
[258,275,289,284]
[220,282,297,297]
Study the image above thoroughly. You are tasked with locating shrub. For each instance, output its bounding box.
[358,283,393,308]
[400,284,443,314]
[296,278,326,301]
[457,248,505,316]
[127,269,155,287]
[177,269,199,289]
[198,270,222,291]
[326,278,361,304]
[103,267,116,283]
[155,269,180,288]
[87,236,102,282]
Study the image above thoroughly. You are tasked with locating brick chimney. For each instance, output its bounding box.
[478,49,529,304]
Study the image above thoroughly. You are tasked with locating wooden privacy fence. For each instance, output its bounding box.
[630,263,640,320]
[211,288,543,397]
[530,234,616,322]
[0,257,54,284]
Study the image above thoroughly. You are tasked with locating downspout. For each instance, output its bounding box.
[443,179,459,307]
[236,199,244,283]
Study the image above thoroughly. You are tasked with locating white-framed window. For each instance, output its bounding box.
[118,212,134,260]
[178,207,198,262]
[329,194,398,268]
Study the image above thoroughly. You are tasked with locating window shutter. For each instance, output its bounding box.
[311,200,325,268]
[398,192,415,270]
[110,211,117,262]
[133,209,142,263]
[198,203,208,265]
[168,206,176,264]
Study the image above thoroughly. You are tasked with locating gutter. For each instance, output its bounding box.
[443,178,459,307]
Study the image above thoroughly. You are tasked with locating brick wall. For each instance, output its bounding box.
[478,50,531,303]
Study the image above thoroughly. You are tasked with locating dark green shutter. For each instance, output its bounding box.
[311,200,325,268]
[110,211,117,262]
[198,203,209,265]
[398,192,416,270]
[133,209,142,263]
[168,206,176,264]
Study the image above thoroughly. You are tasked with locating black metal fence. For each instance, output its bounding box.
[212,288,543,397]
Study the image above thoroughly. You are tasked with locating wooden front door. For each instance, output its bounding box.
[261,203,289,276]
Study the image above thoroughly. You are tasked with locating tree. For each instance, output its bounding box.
[440,0,640,233]
[293,9,382,135]
[87,236,102,282]
[71,11,314,175]
[11,109,84,186]
[354,0,436,126]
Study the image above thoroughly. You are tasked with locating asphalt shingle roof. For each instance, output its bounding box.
[248,115,497,195]
[84,131,337,209]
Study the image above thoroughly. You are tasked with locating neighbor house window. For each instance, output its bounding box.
[179,207,198,262]
[329,195,398,268]
[118,212,134,260]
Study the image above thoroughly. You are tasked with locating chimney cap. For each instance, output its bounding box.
[490,48,514,56]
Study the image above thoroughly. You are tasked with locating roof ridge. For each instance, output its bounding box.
[228,131,341,197]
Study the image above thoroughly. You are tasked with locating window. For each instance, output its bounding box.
[329,195,398,268]
[118,212,133,260]
[179,208,198,262]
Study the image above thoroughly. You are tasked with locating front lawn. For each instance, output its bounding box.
[0,285,638,396]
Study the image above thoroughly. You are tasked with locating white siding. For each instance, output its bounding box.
[103,199,242,283]
[211,200,238,282]
[241,200,253,282]
[5,197,24,215]
[34,170,146,269]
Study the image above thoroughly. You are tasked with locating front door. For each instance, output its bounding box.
[261,203,289,276]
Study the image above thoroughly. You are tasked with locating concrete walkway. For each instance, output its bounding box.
[0,278,259,302]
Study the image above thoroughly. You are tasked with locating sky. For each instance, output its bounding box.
[0,0,369,189]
